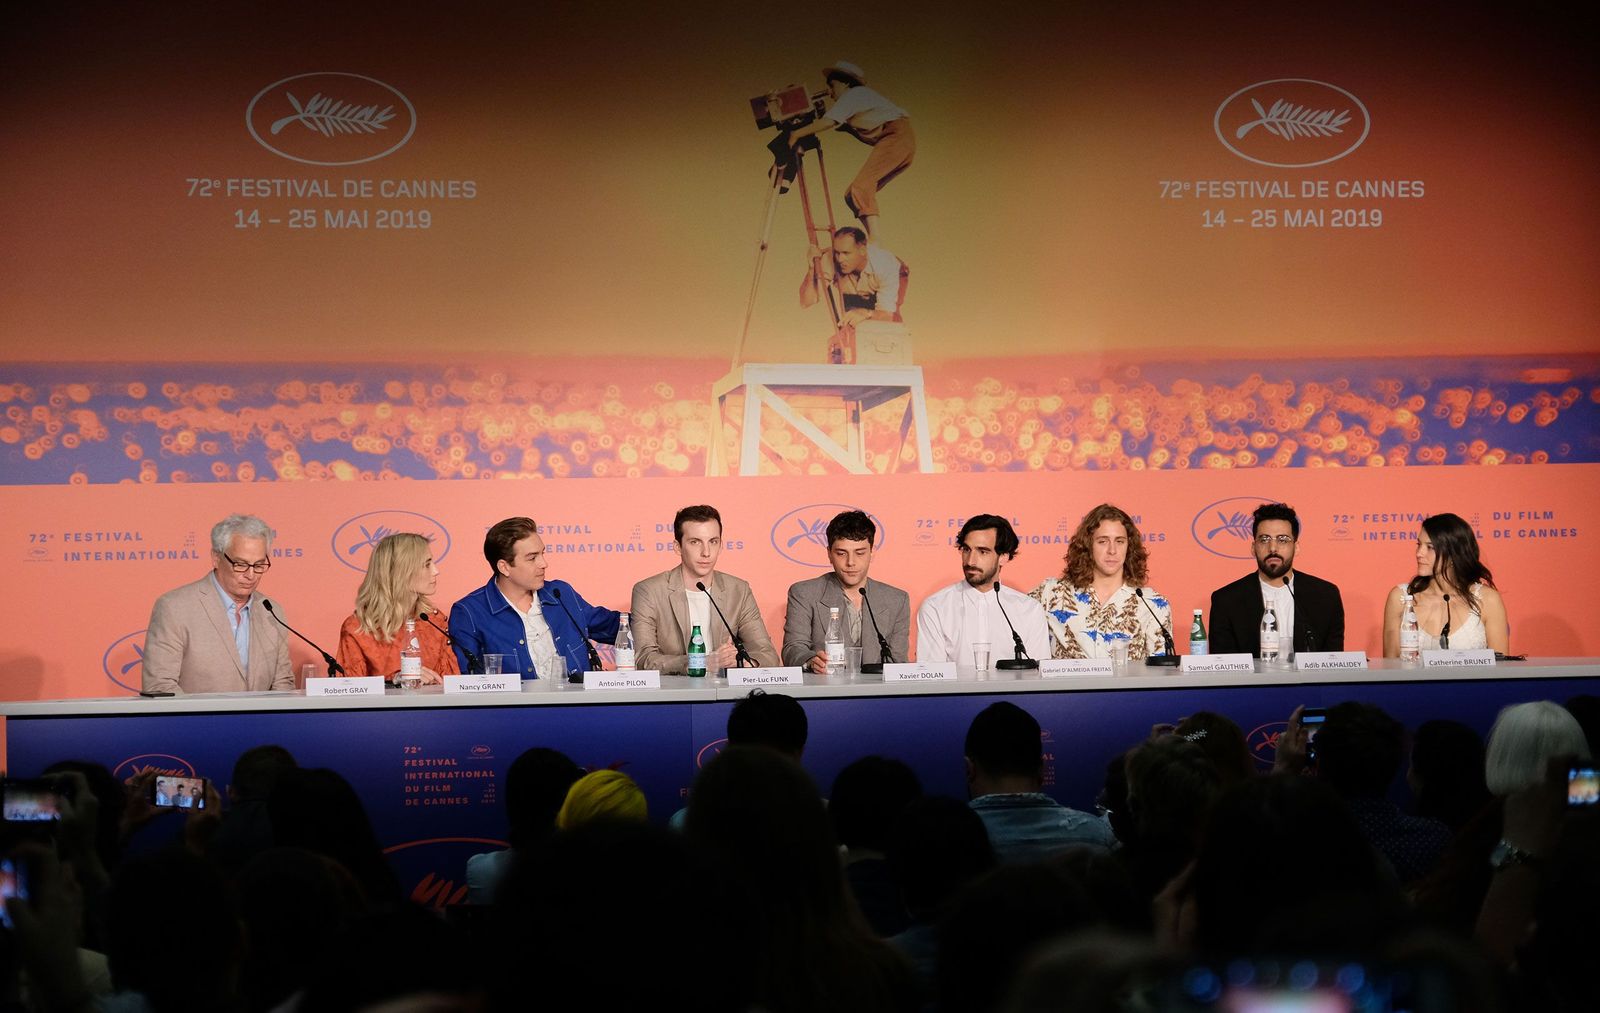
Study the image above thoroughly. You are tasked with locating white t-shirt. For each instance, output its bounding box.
[503,588,563,678]
[916,581,1050,664]
[1260,577,1295,659]
[825,85,908,134]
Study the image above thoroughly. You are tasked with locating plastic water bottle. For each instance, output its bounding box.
[1399,595,1420,662]
[399,618,422,688]
[1188,609,1208,656]
[614,613,635,670]
[1259,604,1281,663]
[824,606,846,675]
[687,624,707,677]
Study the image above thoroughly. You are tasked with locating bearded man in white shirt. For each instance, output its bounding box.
[916,514,1049,666]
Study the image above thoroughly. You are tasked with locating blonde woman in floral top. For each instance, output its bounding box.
[1029,503,1172,660]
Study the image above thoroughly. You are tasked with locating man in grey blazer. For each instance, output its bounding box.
[142,514,295,694]
[630,505,779,675]
[782,510,910,672]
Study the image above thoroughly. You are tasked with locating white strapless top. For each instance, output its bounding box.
[1396,582,1487,651]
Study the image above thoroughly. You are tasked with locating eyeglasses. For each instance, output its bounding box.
[222,552,271,574]
[1254,535,1295,547]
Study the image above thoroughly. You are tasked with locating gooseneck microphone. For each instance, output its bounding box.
[549,587,602,682]
[1440,592,1451,650]
[1136,588,1181,667]
[1284,576,1313,653]
[418,612,481,675]
[993,584,1039,671]
[861,583,894,674]
[261,599,345,677]
[697,581,753,669]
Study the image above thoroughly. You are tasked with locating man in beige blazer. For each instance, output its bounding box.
[630,505,779,675]
[781,510,910,671]
[142,514,295,694]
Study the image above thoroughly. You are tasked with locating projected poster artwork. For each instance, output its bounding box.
[1,2,1596,701]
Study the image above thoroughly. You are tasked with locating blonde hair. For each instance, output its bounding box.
[556,769,648,830]
[1484,701,1589,796]
[353,533,436,641]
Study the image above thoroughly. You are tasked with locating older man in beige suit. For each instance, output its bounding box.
[142,514,295,694]
[630,505,778,675]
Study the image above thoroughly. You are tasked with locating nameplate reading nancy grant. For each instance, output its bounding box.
[1421,649,1497,668]
[1294,651,1370,671]
[586,670,662,690]
[305,676,385,697]
[1040,659,1115,677]
[443,674,520,694]
[882,662,958,682]
[727,667,805,687]
[1179,654,1254,674]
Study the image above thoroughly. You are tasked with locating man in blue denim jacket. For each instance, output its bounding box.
[448,517,620,678]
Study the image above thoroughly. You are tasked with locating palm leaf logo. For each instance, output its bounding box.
[270,92,397,137]
[1235,98,1351,140]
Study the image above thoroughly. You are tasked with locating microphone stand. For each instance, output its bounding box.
[1284,576,1313,654]
[549,587,602,684]
[860,582,893,674]
[1440,592,1451,650]
[697,581,753,669]
[262,599,345,677]
[992,584,1039,671]
[418,612,481,675]
[1135,588,1181,667]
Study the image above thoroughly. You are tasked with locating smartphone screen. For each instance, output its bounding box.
[1568,766,1599,807]
[152,775,208,810]
[1,780,62,822]
[1300,708,1327,726]
[0,857,27,929]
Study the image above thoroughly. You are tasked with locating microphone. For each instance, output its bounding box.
[992,584,1039,671]
[261,599,345,677]
[418,612,481,675]
[548,587,602,683]
[1440,592,1451,650]
[1136,588,1181,667]
[1284,577,1313,653]
[861,582,894,674]
[697,581,753,669]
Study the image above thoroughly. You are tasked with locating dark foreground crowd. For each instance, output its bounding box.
[2,690,1597,1013]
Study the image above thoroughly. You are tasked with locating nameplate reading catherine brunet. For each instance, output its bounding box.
[1421,649,1497,669]
[184,177,477,232]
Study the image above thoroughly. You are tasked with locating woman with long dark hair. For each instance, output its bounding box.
[1383,512,1507,655]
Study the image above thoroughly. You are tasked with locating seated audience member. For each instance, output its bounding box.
[1029,503,1173,661]
[830,756,924,936]
[1186,775,1408,955]
[631,504,779,674]
[685,746,917,1013]
[466,746,582,904]
[450,516,621,679]
[142,512,295,694]
[917,514,1050,665]
[107,850,245,1013]
[1003,931,1176,1013]
[1485,701,1590,797]
[669,690,809,830]
[1408,719,1491,833]
[963,702,1114,861]
[885,796,995,989]
[1171,711,1256,786]
[296,904,473,1013]
[207,743,299,874]
[235,848,368,1013]
[268,767,400,906]
[783,510,911,671]
[336,531,457,682]
[556,769,647,829]
[1122,736,1223,905]
[1383,512,1508,655]
[1510,808,1600,1011]
[1207,502,1344,658]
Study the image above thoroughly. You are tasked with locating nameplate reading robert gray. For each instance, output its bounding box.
[305,676,385,697]
[1422,649,1496,668]
[443,674,520,694]
[1179,654,1254,674]
[586,670,662,690]
[883,662,958,682]
[728,667,805,687]
[1294,651,1369,671]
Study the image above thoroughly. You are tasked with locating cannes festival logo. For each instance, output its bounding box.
[1191,496,1274,560]
[1215,79,1369,167]
[113,753,197,781]
[330,510,452,573]
[1246,721,1290,769]
[247,72,416,166]
[383,837,506,910]
[771,504,885,567]
[102,630,147,693]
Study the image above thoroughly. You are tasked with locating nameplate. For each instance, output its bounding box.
[1040,658,1114,677]
[883,662,958,682]
[1180,654,1255,674]
[1294,651,1370,671]
[443,674,521,694]
[727,666,805,687]
[586,670,662,690]
[1422,649,1496,668]
[305,677,385,698]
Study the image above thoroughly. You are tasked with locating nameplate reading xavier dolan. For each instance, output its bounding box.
[883,662,958,683]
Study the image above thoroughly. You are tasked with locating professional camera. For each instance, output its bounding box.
[748,83,828,131]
